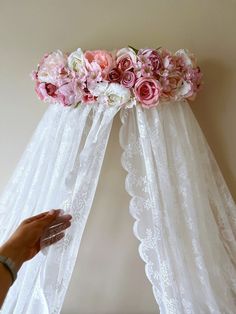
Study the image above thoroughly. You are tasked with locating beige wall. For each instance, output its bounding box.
[0,1,235,313]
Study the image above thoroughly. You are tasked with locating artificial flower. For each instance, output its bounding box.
[68,48,88,81]
[120,71,136,88]
[134,77,162,107]
[32,46,203,108]
[116,47,137,72]
[97,82,131,107]
[37,50,69,85]
[84,50,114,80]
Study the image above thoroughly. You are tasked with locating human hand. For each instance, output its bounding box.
[0,209,72,271]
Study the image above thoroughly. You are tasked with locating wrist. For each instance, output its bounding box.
[0,243,26,272]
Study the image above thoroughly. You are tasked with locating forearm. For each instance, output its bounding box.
[0,262,13,308]
[0,244,25,308]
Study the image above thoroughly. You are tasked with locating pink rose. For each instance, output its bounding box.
[84,50,114,80]
[108,68,122,82]
[35,82,58,102]
[116,48,137,72]
[117,56,133,72]
[134,78,162,108]
[120,71,136,88]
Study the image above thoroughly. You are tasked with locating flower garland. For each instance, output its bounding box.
[31,45,203,109]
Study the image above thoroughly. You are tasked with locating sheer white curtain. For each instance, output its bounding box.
[0,99,236,313]
[120,99,236,313]
[0,101,119,313]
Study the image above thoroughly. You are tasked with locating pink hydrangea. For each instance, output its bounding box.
[136,48,163,78]
[56,80,83,106]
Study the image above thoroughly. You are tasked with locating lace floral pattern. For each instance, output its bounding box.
[0,99,236,313]
[119,100,236,313]
[0,101,120,313]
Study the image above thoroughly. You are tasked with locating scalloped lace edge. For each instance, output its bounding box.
[118,108,161,311]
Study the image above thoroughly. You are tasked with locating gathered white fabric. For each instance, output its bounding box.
[0,99,236,313]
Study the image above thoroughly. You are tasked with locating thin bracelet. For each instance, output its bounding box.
[0,255,17,284]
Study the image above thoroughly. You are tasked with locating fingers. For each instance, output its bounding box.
[48,214,72,228]
[23,212,48,224]
[39,212,73,250]
[32,210,67,230]
[40,232,65,249]
[23,209,62,224]
[41,220,71,239]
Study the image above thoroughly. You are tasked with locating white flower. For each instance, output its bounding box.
[175,80,193,100]
[68,48,88,76]
[87,81,108,97]
[97,83,131,107]
[175,49,197,67]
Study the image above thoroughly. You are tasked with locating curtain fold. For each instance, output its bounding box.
[119,100,236,313]
[0,99,236,313]
[0,102,119,314]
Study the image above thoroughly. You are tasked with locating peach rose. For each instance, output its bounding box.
[84,50,114,80]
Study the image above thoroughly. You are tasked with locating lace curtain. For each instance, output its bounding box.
[0,99,236,313]
[120,100,236,313]
[0,102,119,313]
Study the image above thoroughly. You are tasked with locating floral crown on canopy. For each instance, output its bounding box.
[31,45,203,109]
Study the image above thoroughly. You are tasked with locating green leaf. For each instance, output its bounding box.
[128,45,139,54]
[74,101,81,109]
